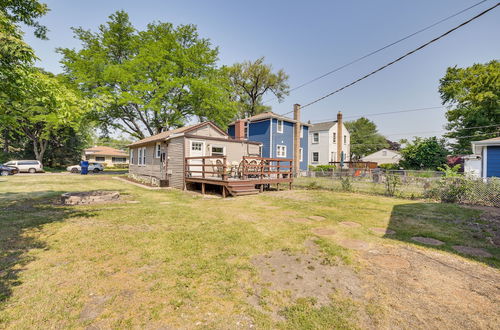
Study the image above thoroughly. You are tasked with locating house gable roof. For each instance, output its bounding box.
[84,146,128,157]
[310,121,338,132]
[128,122,228,147]
[472,137,500,145]
[229,112,312,126]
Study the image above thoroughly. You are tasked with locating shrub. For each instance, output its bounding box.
[426,177,472,203]
[384,174,401,196]
[340,176,353,192]
[310,165,336,172]
[378,163,399,170]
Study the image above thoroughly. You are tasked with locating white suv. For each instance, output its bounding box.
[66,162,105,173]
[4,160,43,173]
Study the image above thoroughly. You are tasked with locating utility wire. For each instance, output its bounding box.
[382,124,500,137]
[282,2,500,114]
[309,105,445,122]
[265,0,489,104]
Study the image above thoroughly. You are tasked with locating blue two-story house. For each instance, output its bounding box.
[227,112,310,171]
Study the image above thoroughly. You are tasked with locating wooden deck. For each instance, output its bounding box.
[184,156,293,197]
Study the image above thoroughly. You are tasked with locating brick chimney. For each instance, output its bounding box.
[234,120,246,140]
[337,111,343,165]
[293,104,301,177]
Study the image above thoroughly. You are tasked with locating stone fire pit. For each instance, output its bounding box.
[60,191,120,205]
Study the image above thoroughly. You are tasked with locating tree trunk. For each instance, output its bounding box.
[32,138,48,162]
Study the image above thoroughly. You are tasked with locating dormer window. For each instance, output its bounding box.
[277,120,283,133]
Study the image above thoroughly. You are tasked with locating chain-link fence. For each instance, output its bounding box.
[295,169,499,207]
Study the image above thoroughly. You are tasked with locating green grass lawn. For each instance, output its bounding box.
[0,175,498,328]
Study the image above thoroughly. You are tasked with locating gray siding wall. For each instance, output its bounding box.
[129,143,166,178]
[167,137,185,189]
[190,125,226,137]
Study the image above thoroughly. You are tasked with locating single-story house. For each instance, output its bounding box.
[361,148,402,166]
[83,146,129,166]
[127,121,262,189]
[464,137,500,178]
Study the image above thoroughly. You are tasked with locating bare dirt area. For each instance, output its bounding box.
[249,238,500,328]
[464,205,500,247]
[360,244,500,329]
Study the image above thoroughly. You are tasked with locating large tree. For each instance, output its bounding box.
[6,69,91,162]
[58,11,237,139]
[439,60,500,154]
[399,137,449,170]
[344,117,388,160]
[227,57,289,118]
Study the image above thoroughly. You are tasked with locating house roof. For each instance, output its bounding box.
[128,122,228,147]
[472,137,500,145]
[84,146,128,157]
[229,112,312,126]
[309,121,338,132]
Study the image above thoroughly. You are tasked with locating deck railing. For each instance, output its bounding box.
[184,156,293,181]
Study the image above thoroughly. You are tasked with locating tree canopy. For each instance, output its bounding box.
[344,117,388,160]
[227,57,289,118]
[58,10,237,139]
[399,137,449,170]
[439,60,500,154]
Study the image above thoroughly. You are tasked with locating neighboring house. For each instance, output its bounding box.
[361,148,402,165]
[464,137,500,178]
[128,121,261,188]
[227,110,310,172]
[83,146,129,166]
[308,112,350,166]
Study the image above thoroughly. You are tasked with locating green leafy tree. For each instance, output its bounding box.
[58,10,237,139]
[399,137,449,170]
[6,70,92,162]
[439,60,500,154]
[227,57,289,118]
[344,117,388,160]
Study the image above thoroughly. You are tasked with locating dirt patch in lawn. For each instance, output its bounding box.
[359,245,500,328]
[308,215,325,221]
[249,241,363,318]
[452,245,493,258]
[338,239,371,251]
[311,228,336,236]
[411,236,444,246]
[265,190,314,202]
[370,227,396,235]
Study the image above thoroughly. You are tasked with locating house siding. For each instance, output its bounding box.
[247,120,271,158]
[300,125,309,170]
[167,137,185,189]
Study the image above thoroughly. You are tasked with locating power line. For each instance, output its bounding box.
[309,105,445,122]
[348,131,499,146]
[282,2,499,114]
[383,124,500,137]
[264,0,489,104]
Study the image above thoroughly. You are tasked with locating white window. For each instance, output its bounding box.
[331,152,336,162]
[300,148,303,162]
[138,148,142,165]
[276,145,287,158]
[142,147,146,165]
[211,146,225,156]
[277,120,283,133]
[300,125,303,138]
[244,122,248,138]
[130,149,134,164]
[138,147,146,166]
[312,132,319,143]
[312,152,319,163]
[155,143,161,158]
[191,142,203,151]
[332,132,336,143]
[344,135,347,144]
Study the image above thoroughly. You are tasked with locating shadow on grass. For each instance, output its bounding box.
[384,202,500,268]
[0,191,95,304]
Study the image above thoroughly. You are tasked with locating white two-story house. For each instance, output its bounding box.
[309,112,350,166]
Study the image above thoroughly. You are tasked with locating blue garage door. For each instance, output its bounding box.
[486,146,500,177]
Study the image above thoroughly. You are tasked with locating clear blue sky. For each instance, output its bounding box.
[23,0,500,141]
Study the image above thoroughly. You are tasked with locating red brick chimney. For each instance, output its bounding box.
[234,120,246,140]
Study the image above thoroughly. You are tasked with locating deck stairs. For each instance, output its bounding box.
[226,180,260,196]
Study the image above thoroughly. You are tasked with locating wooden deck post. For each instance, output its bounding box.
[202,158,205,178]
[222,186,226,198]
[201,182,205,195]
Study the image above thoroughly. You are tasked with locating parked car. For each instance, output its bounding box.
[3,160,43,173]
[66,162,105,173]
[0,164,19,176]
